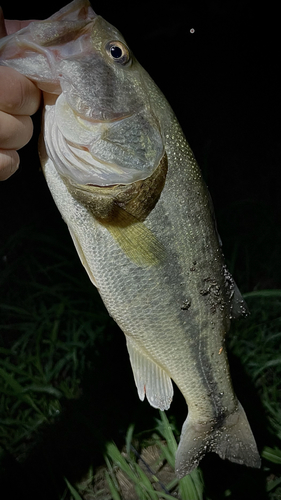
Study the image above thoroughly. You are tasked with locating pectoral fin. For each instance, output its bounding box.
[61,152,168,268]
[99,205,165,267]
[126,338,173,411]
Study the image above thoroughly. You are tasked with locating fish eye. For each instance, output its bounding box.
[106,41,130,65]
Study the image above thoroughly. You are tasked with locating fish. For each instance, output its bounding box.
[0,0,260,477]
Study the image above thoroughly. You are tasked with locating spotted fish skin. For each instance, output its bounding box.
[0,0,260,476]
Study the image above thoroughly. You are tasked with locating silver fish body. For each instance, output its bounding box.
[0,0,260,476]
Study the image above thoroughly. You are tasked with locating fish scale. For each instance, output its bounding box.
[0,0,260,477]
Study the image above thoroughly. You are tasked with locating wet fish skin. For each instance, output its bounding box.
[0,0,260,477]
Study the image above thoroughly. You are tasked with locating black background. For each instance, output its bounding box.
[0,0,279,259]
[0,1,280,497]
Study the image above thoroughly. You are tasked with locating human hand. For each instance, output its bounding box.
[0,7,41,180]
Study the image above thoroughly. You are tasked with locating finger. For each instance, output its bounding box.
[0,149,19,180]
[0,7,7,37]
[0,67,41,116]
[0,7,35,37]
[0,110,34,150]
[5,19,35,35]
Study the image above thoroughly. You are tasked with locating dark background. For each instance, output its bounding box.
[0,0,280,268]
[0,2,279,498]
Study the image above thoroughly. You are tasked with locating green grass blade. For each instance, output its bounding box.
[0,367,45,417]
[243,289,281,298]
[154,411,204,500]
[154,411,177,468]
[21,384,62,398]
[126,423,135,455]
[105,471,122,500]
[253,358,281,378]
[64,477,83,500]
[179,468,204,500]
[262,446,281,464]
[106,442,137,483]
[153,493,178,499]
[152,434,175,469]
[156,411,178,456]
[134,464,158,500]
[266,476,281,493]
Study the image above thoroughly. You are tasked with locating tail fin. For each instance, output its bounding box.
[175,401,261,478]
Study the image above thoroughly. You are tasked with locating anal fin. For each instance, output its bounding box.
[126,338,173,411]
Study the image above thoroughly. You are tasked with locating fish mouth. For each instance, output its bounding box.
[44,93,164,187]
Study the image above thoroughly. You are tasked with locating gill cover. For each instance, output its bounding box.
[0,0,164,187]
[0,0,167,265]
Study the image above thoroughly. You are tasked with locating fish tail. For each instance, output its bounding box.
[175,401,261,478]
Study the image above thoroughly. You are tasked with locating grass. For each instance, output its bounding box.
[0,226,109,467]
[225,290,281,500]
[0,205,280,499]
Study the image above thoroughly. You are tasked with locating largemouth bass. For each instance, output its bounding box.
[0,0,260,477]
